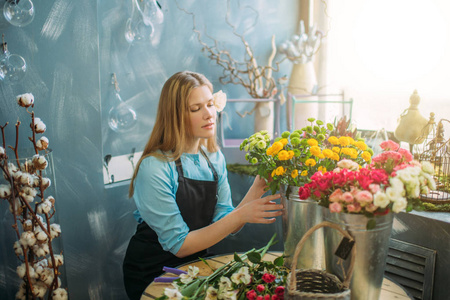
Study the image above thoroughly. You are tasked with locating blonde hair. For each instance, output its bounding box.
[129,71,219,197]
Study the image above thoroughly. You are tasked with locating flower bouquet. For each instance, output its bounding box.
[239,118,373,194]
[156,235,288,300]
[298,140,436,229]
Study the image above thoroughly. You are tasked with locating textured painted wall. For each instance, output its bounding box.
[0,0,298,299]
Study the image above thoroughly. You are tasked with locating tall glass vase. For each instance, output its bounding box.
[280,185,324,270]
[323,207,394,300]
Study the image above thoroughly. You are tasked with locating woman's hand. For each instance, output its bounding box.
[240,175,269,206]
[237,193,283,224]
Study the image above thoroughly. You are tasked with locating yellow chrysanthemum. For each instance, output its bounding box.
[348,137,356,145]
[266,147,274,156]
[332,147,340,153]
[301,170,308,176]
[322,149,334,159]
[291,169,298,178]
[287,150,295,159]
[280,138,289,146]
[338,136,350,146]
[278,150,290,161]
[328,136,339,145]
[305,158,316,167]
[275,166,286,176]
[310,146,321,157]
[307,139,318,147]
[271,141,284,153]
[318,166,327,173]
[271,169,276,178]
[355,141,367,151]
[362,151,372,162]
[332,153,340,161]
[349,148,358,159]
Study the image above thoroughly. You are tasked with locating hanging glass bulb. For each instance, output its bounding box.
[3,0,35,27]
[0,39,26,83]
[140,0,164,26]
[108,73,137,133]
[125,0,154,44]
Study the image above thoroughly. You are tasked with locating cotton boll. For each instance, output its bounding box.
[50,223,61,239]
[32,281,47,297]
[23,219,33,231]
[20,186,37,203]
[0,146,4,156]
[34,227,48,243]
[15,285,26,300]
[13,241,24,256]
[36,136,49,150]
[0,184,11,198]
[48,254,64,268]
[16,93,34,107]
[40,177,51,190]
[32,154,48,170]
[52,288,68,300]
[20,231,36,247]
[40,267,55,285]
[30,174,40,187]
[33,118,46,133]
[37,199,52,214]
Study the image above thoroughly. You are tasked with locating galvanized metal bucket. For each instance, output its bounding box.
[280,185,325,270]
[323,207,394,300]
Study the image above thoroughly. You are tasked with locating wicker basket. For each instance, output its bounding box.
[285,221,356,300]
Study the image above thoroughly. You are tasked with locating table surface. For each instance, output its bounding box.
[142,252,412,300]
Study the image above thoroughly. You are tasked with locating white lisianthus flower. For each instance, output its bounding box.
[34,118,46,133]
[405,179,420,198]
[0,184,11,198]
[164,288,183,300]
[230,266,251,285]
[205,286,218,300]
[219,276,233,292]
[52,288,68,300]
[420,161,434,175]
[392,197,407,213]
[16,93,34,108]
[213,90,227,112]
[421,172,437,190]
[389,177,404,190]
[373,191,390,208]
[36,136,49,150]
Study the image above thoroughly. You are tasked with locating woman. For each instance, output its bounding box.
[122,71,283,300]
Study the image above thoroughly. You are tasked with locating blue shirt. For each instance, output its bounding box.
[133,149,234,255]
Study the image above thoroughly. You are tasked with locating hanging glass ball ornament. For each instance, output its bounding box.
[108,92,138,133]
[108,73,138,133]
[3,0,35,27]
[0,42,26,83]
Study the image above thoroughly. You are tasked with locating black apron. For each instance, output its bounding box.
[123,149,219,300]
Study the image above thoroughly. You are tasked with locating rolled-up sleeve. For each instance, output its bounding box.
[133,157,189,254]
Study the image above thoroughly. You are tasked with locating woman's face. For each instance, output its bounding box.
[187,85,216,146]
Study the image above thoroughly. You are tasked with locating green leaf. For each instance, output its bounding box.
[247,252,261,264]
[181,280,202,296]
[234,252,243,263]
[366,218,376,230]
[274,256,284,266]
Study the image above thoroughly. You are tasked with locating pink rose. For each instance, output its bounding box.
[369,184,380,194]
[298,186,311,200]
[246,290,257,300]
[380,140,399,151]
[275,286,285,296]
[346,202,361,213]
[355,190,373,204]
[329,189,343,202]
[365,203,379,213]
[342,192,354,203]
[256,284,265,292]
[329,202,342,213]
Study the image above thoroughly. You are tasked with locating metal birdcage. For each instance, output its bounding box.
[416,117,450,203]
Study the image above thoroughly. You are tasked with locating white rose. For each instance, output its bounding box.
[373,191,390,208]
[16,93,34,108]
[337,159,359,171]
[392,197,407,213]
[213,90,227,112]
[386,186,404,201]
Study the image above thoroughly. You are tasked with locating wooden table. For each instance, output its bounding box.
[141,252,412,300]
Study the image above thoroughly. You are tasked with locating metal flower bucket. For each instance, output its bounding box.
[280,185,325,270]
[322,207,394,300]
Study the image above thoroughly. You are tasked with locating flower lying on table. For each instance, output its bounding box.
[299,140,436,229]
[156,235,288,300]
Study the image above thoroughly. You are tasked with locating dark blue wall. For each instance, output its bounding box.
[0,1,298,299]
